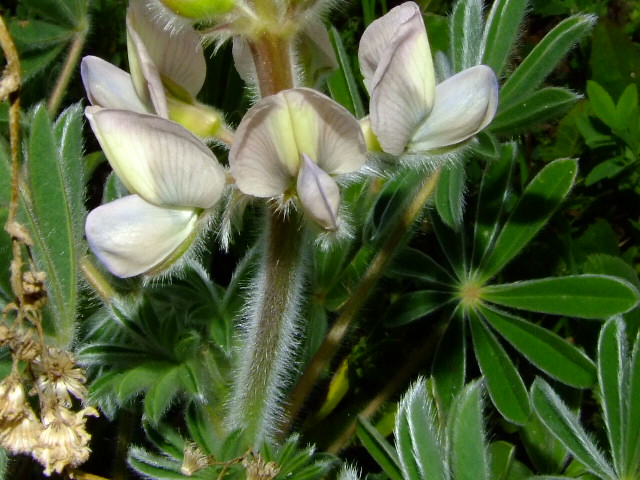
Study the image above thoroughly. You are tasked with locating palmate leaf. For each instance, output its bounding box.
[434,163,466,230]
[449,0,485,71]
[480,275,639,320]
[530,379,616,479]
[357,417,403,480]
[476,158,578,283]
[447,379,489,480]
[499,14,596,110]
[481,0,528,77]
[469,310,530,425]
[395,379,447,480]
[478,304,596,388]
[431,310,466,415]
[626,329,640,476]
[22,104,85,346]
[384,290,454,327]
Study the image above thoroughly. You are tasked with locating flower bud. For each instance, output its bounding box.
[167,96,226,139]
[159,0,235,19]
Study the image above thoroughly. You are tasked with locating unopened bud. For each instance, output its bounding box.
[360,117,382,153]
[159,0,235,19]
[167,96,226,139]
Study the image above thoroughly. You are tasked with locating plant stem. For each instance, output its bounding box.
[282,169,442,432]
[228,30,300,444]
[47,21,88,116]
[228,209,304,444]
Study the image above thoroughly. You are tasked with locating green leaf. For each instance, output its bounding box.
[477,158,578,282]
[24,104,79,345]
[597,318,627,475]
[145,366,181,424]
[128,446,188,480]
[448,380,489,480]
[491,87,581,135]
[481,275,639,319]
[481,0,528,76]
[585,158,626,186]
[520,413,569,474]
[396,379,447,480]
[356,417,403,480]
[327,27,365,118]
[469,312,530,425]
[0,141,13,302]
[530,379,616,479]
[9,19,74,48]
[479,305,596,388]
[473,142,516,266]
[431,211,466,281]
[625,331,640,476]
[435,163,466,230]
[587,81,619,130]
[500,15,596,110]
[384,290,453,327]
[19,43,65,81]
[19,0,86,28]
[432,312,466,415]
[487,441,515,480]
[449,0,485,71]
[388,247,456,287]
[116,363,168,401]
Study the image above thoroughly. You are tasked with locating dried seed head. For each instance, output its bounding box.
[181,442,213,476]
[33,347,87,405]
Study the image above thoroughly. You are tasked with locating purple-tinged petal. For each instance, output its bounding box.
[86,195,197,278]
[358,2,426,93]
[127,0,206,98]
[81,56,148,113]
[368,12,435,156]
[85,108,225,209]
[409,65,499,151]
[297,153,340,230]
[126,13,169,118]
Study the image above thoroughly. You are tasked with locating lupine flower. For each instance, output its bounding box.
[229,88,366,230]
[359,1,499,156]
[81,0,226,138]
[85,108,226,278]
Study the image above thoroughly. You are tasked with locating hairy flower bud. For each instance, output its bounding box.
[159,0,235,19]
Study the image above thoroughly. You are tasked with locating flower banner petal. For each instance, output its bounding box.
[369,10,435,156]
[86,108,225,209]
[81,56,148,113]
[128,0,206,99]
[297,153,340,230]
[358,2,423,93]
[85,195,197,278]
[410,65,499,151]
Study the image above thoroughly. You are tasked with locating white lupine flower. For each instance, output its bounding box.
[81,0,206,117]
[85,108,226,278]
[229,88,366,230]
[359,1,499,156]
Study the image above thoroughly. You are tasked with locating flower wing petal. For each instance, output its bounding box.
[128,0,206,98]
[410,65,499,151]
[358,2,425,93]
[369,9,435,156]
[86,108,225,209]
[85,195,197,278]
[81,56,148,113]
[297,153,340,230]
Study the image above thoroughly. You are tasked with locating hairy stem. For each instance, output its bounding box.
[282,170,442,432]
[228,209,304,444]
[47,21,88,116]
[228,30,300,445]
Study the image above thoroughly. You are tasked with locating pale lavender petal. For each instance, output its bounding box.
[297,19,338,87]
[294,88,366,175]
[126,14,169,118]
[86,195,197,278]
[85,108,225,209]
[409,65,499,151]
[358,2,425,93]
[297,154,340,230]
[229,88,365,197]
[232,37,256,86]
[81,56,148,113]
[127,0,206,98]
[229,93,300,197]
[369,14,435,156]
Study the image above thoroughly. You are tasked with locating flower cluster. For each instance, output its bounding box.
[81,0,498,279]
